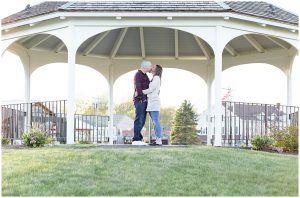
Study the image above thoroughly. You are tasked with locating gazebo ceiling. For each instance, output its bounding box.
[15,27,292,60]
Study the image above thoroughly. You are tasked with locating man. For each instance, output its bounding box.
[132,60,152,145]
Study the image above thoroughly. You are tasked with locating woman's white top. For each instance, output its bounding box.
[142,75,161,112]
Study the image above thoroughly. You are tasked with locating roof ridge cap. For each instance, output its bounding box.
[216,1,231,10]
[59,1,76,10]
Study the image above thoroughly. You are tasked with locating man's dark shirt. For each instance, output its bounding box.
[133,70,150,104]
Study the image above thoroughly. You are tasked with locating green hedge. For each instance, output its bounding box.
[1,135,11,145]
[250,135,273,151]
[22,125,50,147]
[270,126,298,152]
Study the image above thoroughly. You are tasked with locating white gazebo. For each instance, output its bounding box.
[1,1,298,146]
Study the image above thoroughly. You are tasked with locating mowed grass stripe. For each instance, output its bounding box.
[2,145,298,196]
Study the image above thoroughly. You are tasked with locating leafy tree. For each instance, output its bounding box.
[76,95,108,115]
[160,106,176,131]
[76,96,177,136]
[113,100,176,139]
[114,100,135,119]
[170,100,201,145]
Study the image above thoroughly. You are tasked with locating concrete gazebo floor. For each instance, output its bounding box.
[62,144,188,149]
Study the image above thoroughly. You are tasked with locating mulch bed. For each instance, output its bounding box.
[233,146,298,156]
[1,145,28,149]
[262,149,298,156]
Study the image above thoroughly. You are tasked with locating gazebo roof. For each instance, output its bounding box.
[1,1,298,26]
[1,0,298,83]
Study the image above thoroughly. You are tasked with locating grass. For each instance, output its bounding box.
[1,145,298,196]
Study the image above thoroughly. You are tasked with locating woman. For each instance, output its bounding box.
[142,64,163,145]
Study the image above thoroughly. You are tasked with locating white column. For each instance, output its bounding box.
[24,65,30,103]
[108,63,114,145]
[206,73,212,146]
[24,57,31,131]
[286,54,296,106]
[16,51,31,131]
[0,54,3,134]
[0,102,1,137]
[66,47,76,144]
[214,26,223,147]
[286,68,292,106]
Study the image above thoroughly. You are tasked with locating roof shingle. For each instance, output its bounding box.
[225,1,298,25]
[1,1,298,26]
[2,1,67,25]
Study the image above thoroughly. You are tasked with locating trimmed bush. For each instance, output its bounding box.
[251,135,273,151]
[22,125,49,147]
[78,140,92,144]
[1,135,11,145]
[270,126,298,152]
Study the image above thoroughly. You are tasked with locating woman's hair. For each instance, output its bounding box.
[154,64,163,78]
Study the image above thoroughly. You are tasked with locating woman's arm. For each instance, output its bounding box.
[142,76,160,94]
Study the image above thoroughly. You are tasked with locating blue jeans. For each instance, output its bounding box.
[133,102,147,141]
[149,111,162,139]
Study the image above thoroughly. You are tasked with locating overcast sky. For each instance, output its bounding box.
[0,0,299,113]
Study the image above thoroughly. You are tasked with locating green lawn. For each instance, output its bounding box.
[1,145,298,196]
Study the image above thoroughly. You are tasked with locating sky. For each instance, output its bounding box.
[0,0,299,113]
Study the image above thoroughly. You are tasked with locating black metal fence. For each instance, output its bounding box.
[2,100,298,146]
[1,100,111,144]
[74,114,110,143]
[215,101,299,146]
[1,100,67,143]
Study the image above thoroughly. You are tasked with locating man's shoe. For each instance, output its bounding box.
[132,141,148,146]
[132,141,141,145]
[156,138,162,145]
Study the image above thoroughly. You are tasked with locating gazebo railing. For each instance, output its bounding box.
[210,101,299,146]
[1,100,67,143]
[74,114,110,143]
[1,100,111,144]
[2,100,298,146]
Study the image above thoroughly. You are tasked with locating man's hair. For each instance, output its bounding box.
[141,60,152,68]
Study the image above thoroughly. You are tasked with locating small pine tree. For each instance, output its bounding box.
[170,100,201,145]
